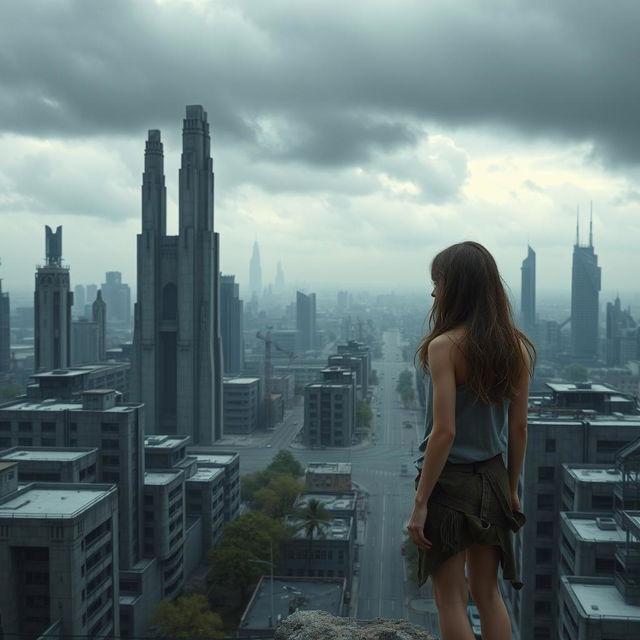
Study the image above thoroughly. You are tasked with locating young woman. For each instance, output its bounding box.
[407,241,534,640]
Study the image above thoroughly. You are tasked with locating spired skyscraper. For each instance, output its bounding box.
[131,106,223,444]
[249,240,262,298]
[571,209,601,360]
[520,245,536,336]
[34,225,73,371]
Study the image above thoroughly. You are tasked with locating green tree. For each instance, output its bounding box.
[266,450,304,478]
[356,400,373,430]
[254,473,305,519]
[396,370,414,393]
[240,470,270,507]
[565,364,589,382]
[291,498,332,570]
[152,593,224,639]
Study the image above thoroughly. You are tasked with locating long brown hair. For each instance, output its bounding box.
[416,241,535,403]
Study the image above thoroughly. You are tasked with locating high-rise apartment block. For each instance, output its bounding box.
[220,274,244,374]
[131,106,223,445]
[512,382,640,640]
[34,225,73,371]
[520,245,536,336]
[571,213,601,360]
[296,291,317,352]
[605,295,638,366]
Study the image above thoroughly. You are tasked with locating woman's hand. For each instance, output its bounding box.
[407,501,432,550]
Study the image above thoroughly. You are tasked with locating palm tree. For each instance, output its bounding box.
[292,498,332,573]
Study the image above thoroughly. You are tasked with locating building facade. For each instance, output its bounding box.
[220,275,244,375]
[296,291,317,353]
[131,106,223,444]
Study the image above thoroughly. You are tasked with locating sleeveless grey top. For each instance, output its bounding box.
[413,376,509,470]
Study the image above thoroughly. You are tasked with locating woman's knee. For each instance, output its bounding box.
[468,580,501,609]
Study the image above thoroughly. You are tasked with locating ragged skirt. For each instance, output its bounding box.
[414,453,526,589]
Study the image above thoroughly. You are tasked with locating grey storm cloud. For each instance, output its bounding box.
[1,0,639,168]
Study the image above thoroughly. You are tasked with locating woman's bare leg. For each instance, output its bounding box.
[431,550,475,640]
[466,544,512,640]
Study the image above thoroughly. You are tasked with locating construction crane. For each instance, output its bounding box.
[256,328,295,429]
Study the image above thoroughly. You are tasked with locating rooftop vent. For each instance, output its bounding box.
[596,517,616,531]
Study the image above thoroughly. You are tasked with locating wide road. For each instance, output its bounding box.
[211,329,435,631]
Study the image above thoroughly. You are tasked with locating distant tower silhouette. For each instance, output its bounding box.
[249,241,262,297]
[131,106,223,444]
[92,289,107,360]
[520,245,536,336]
[296,291,317,352]
[220,275,244,374]
[34,225,73,371]
[0,261,9,373]
[571,205,601,360]
[73,284,86,318]
[275,261,285,292]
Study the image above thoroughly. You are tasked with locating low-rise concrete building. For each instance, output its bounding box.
[223,377,261,434]
[305,462,352,492]
[0,446,98,483]
[561,464,620,512]
[0,468,119,639]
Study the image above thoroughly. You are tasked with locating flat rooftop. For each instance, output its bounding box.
[187,468,224,483]
[294,493,356,512]
[191,453,236,466]
[0,486,114,518]
[565,579,640,620]
[1,449,95,463]
[144,471,182,486]
[224,377,260,385]
[144,435,190,450]
[547,383,616,393]
[5,400,134,413]
[241,577,344,631]
[288,516,353,541]
[565,515,626,543]
[566,467,621,483]
[306,462,352,474]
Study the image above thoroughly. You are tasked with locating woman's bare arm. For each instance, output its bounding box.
[507,345,530,497]
[414,335,457,505]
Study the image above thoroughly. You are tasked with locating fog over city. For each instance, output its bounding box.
[1,0,640,296]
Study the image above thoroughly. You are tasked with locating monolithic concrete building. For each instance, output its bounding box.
[336,340,371,394]
[35,225,73,371]
[561,464,620,512]
[0,278,9,373]
[0,466,120,639]
[220,274,244,375]
[521,244,536,336]
[223,377,260,434]
[71,318,100,364]
[0,446,98,483]
[571,212,601,360]
[131,105,223,445]
[297,291,317,352]
[73,284,86,319]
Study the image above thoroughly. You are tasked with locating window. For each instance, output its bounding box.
[41,422,56,433]
[534,600,551,615]
[537,494,554,510]
[538,466,555,482]
[18,421,32,432]
[545,439,556,453]
[0,421,10,431]
[536,548,552,563]
[537,521,553,537]
[535,574,552,590]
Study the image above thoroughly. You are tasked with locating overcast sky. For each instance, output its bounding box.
[1,0,639,304]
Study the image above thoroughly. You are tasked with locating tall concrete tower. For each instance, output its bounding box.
[520,245,536,336]
[220,275,244,374]
[296,290,317,352]
[92,289,107,360]
[571,208,601,360]
[131,106,223,444]
[34,225,73,371]
[249,241,262,297]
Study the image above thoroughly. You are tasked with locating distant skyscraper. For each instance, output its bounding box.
[34,225,73,371]
[605,296,637,366]
[220,275,244,374]
[275,261,285,292]
[571,209,601,360]
[296,291,317,352]
[92,289,107,360]
[71,318,99,364]
[249,241,262,297]
[101,271,131,324]
[73,284,86,318]
[131,106,223,444]
[0,277,9,373]
[520,245,536,335]
[86,284,97,304]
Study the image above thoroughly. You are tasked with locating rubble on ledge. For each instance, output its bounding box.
[274,610,437,640]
